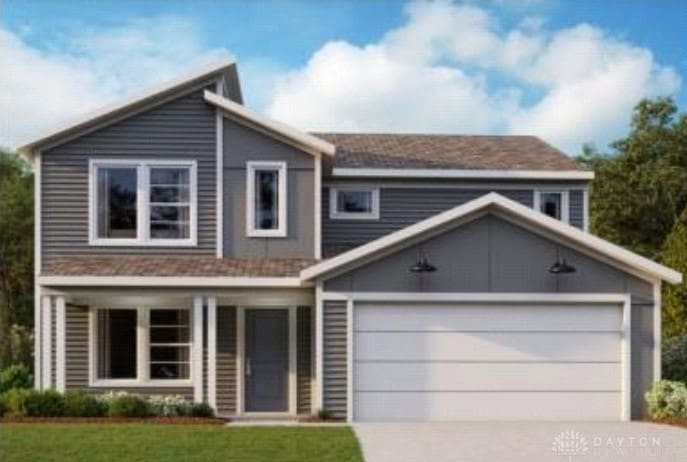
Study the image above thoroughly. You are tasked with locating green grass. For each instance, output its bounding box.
[0,424,364,462]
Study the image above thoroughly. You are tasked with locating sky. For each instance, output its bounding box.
[1,0,686,155]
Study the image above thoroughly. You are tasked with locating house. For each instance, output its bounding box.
[19,59,682,422]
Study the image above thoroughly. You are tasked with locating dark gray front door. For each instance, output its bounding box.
[245,309,289,412]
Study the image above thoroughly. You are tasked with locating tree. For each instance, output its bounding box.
[662,206,687,339]
[0,149,34,369]
[578,98,687,259]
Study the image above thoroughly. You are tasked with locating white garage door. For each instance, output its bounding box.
[353,302,625,421]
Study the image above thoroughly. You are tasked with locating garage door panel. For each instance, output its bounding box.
[355,303,622,332]
[354,391,622,421]
[354,362,621,391]
[355,331,621,362]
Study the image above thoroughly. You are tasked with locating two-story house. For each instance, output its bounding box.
[19,59,682,422]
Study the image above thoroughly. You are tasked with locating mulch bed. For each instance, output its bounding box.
[649,418,687,429]
[297,416,345,424]
[1,416,227,425]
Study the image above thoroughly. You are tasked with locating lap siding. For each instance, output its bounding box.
[323,300,348,419]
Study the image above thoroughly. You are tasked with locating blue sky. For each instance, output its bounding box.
[2,0,686,154]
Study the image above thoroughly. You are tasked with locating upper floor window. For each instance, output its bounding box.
[330,187,380,220]
[534,190,569,223]
[246,161,287,237]
[89,160,197,246]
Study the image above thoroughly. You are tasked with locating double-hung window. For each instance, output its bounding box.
[330,187,380,220]
[93,307,192,385]
[90,160,196,245]
[246,161,287,237]
[534,190,569,223]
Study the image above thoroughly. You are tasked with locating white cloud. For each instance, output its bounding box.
[266,1,680,154]
[0,16,230,148]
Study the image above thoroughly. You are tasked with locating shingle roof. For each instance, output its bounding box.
[312,133,584,171]
[41,257,317,278]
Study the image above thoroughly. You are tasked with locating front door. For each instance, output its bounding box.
[244,309,289,412]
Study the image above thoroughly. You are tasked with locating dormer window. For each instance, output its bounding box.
[246,161,287,237]
[534,190,569,223]
[330,187,380,220]
[89,159,197,246]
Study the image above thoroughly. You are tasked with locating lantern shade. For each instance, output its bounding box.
[549,258,576,274]
[410,255,437,273]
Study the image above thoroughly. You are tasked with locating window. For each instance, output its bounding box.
[90,160,196,246]
[330,187,380,220]
[534,190,569,223]
[246,161,287,237]
[92,307,192,385]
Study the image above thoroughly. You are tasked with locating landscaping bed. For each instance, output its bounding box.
[1,415,226,424]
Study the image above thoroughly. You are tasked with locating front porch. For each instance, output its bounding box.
[35,287,315,418]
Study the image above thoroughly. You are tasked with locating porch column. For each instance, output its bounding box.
[207,296,217,410]
[315,283,324,411]
[192,295,204,403]
[55,296,66,392]
[40,295,52,389]
[34,290,42,389]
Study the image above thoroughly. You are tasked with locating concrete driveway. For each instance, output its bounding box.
[353,422,687,462]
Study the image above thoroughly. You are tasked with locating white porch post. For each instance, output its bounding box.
[207,296,217,410]
[55,296,66,392]
[34,289,42,389]
[41,295,52,389]
[315,282,323,411]
[192,295,204,403]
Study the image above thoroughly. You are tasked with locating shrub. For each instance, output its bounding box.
[663,334,687,384]
[146,395,190,417]
[646,380,687,419]
[189,402,214,417]
[0,364,32,393]
[4,389,65,417]
[108,394,149,417]
[316,408,333,421]
[0,394,6,417]
[63,391,107,417]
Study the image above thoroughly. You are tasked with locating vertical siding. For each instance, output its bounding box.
[322,187,533,256]
[323,301,347,419]
[569,189,584,229]
[41,84,217,267]
[297,306,313,415]
[216,306,237,415]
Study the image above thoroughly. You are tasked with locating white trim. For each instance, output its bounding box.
[41,295,52,389]
[38,276,309,288]
[18,58,237,155]
[346,297,353,423]
[332,167,594,180]
[533,189,569,224]
[35,287,42,389]
[207,296,217,409]
[193,296,204,403]
[653,281,662,382]
[88,159,198,247]
[315,281,324,412]
[216,79,225,257]
[246,161,287,238]
[289,306,297,415]
[583,186,590,232]
[314,156,322,259]
[329,187,380,220]
[88,309,96,387]
[204,90,335,156]
[55,296,66,392]
[621,294,632,421]
[301,192,683,284]
[34,153,42,388]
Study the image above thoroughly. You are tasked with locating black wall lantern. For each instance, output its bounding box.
[549,257,576,274]
[410,253,437,273]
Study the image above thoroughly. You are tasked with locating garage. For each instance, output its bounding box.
[352,301,628,421]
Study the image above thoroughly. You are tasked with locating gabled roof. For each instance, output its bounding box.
[18,58,241,156]
[301,192,682,284]
[204,91,335,156]
[314,133,593,178]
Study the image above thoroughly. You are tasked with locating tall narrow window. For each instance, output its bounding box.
[97,167,138,239]
[535,190,569,223]
[149,309,191,380]
[246,162,287,237]
[96,309,137,380]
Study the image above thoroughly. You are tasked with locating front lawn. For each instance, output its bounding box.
[0,423,364,462]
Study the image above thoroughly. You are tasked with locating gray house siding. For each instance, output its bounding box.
[322,185,586,256]
[297,306,313,415]
[40,83,217,268]
[216,306,237,415]
[222,118,315,258]
[569,189,585,229]
[323,300,347,419]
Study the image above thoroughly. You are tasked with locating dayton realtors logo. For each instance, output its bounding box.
[552,430,664,459]
[552,430,589,461]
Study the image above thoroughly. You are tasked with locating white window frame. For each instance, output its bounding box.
[533,189,569,224]
[88,159,197,246]
[246,161,287,237]
[329,187,380,220]
[89,306,193,387]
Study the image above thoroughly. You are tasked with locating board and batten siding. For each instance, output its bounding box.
[297,306,313,415]
[323,300,348,419]
[40,84,217,267]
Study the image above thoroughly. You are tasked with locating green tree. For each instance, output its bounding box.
[579,97,687,259]
[0,149,34,369]
[662,207,687,339]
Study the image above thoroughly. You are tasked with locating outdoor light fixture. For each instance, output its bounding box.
[410,253,437,273]
[549,257,576,274]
